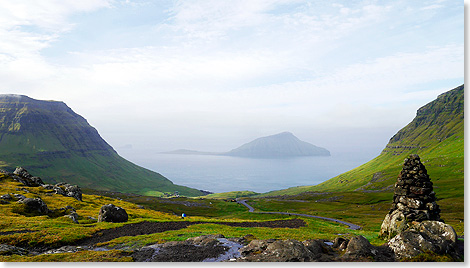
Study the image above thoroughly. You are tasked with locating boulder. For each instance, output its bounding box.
[65,184,82,201]
[17,197,49,214]
[53,183,82,201]
[342,236,376,260]
[240,239,317,262]
[388,220,459,260]
[12,167,44,187]
[98,204,128,223]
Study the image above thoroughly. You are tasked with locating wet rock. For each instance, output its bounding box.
[240,239,316,262]
[0,244,29,256]
[98,204,128,223]
[132,235,229,262]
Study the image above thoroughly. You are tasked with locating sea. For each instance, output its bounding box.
[119,151,377,194]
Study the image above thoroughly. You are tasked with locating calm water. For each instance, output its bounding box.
[122,151,374,193]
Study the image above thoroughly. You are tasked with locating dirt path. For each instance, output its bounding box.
[236,199,362,230]
[76,219,306,246]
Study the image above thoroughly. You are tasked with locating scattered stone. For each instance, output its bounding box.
[98,204,128,223]
[380,155,441,240]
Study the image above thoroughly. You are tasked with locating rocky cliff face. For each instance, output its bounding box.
[225,132,330,158]
[0,95,203,197]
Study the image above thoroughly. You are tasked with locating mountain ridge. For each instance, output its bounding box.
[0,94,204,197]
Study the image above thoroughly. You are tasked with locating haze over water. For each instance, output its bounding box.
[119,151,376,193]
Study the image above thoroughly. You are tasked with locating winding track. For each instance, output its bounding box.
[236,199,362,230]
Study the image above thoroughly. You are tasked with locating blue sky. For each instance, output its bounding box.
[0,0,464,158]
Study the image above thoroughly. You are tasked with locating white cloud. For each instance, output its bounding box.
[0,0,463,152]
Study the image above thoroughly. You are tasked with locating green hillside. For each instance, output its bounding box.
[263,84,464,198]
[0,95,203,197]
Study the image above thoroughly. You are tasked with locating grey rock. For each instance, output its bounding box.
[53,183,82,201]
[0,244,29,256]
[66,211,79,224]
[98,204,128,223]
[17,198,49,214]
[41,184,54,190]
[12,167,44,187]
[240,239,316,262]
[388,220,459,260]
[342,236,376,259]
[12,193,26,200]
[65,184,82,201]
[0,194,12,200]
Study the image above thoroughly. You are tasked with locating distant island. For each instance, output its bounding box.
[163,132,330,158]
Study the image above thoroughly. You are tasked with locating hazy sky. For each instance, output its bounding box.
[0,0,464,159]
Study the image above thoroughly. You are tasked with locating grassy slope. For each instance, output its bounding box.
[261,85,464,199]
[244,85,464,236]
[0,173,379,262]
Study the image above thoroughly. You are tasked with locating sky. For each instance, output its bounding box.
[0,0,464,160]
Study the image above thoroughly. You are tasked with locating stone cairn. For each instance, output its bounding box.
[379,154,441,239]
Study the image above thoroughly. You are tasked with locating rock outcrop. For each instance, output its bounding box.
[12,167,44,187]
[379,154,441,239]
[98,204,128,223]
[52,183,82,201]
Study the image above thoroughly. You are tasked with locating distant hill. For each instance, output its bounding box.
[263,84,464,197]
[225,132,330,158]
[162,149,221,155]
[164,132,330,158]
[0,94,204,197]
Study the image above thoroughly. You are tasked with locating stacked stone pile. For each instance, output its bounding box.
[380,154,441,239]
[390,154,441,222]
